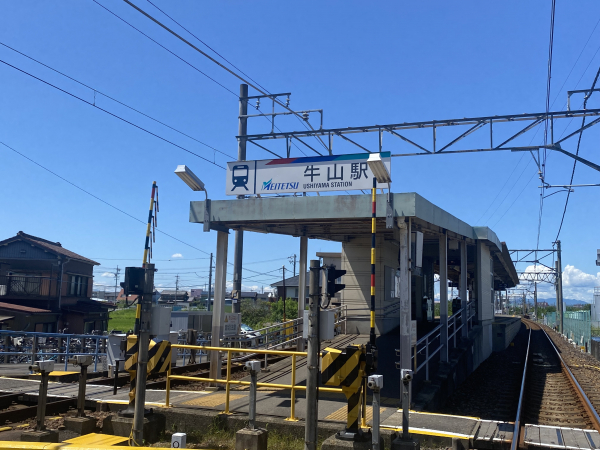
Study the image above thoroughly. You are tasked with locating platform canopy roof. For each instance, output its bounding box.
[189,192,519,288]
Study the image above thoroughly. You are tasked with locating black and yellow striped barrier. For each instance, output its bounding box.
[123,335,171,413]
[322,345,367,440]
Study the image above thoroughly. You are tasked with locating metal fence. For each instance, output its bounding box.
[543,311,592,351]
[0,330,107,371]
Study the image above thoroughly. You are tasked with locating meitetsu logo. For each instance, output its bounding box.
[261,179,299,191]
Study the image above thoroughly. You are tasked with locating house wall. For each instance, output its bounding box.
[1,311,58,333]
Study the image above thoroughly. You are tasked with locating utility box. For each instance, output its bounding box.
[107,334,126,370]
[151,306,172,337]
[303,309,335,341]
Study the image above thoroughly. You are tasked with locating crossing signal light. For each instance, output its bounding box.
[326,264,346,297]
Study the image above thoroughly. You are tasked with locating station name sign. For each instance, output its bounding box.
[225,152,391,195]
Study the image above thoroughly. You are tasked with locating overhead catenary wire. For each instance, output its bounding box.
[0,57,226,169]
[554,65,600,241]
[536,0,557,260]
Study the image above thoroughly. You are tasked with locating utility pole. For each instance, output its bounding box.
[232,84,248,315]
[207,252,213,311]
[289,254,297,277]
[175,274,179,302]
[132,263,154,445]
[304,260,320,450]
[114,266,120,300]
[534,283,538,320]
[282,265,286,321]
[522,292,526,315]
[556,239,564,333]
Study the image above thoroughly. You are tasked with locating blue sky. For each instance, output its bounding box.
[1,1,600,300]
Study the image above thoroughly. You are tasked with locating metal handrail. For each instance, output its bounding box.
[174,305,347,366]
[407,305,471,380]
[168,343,344,420]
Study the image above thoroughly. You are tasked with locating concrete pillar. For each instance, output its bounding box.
[210,231,228,382]
[297,236,308,351]
[439,233,448,363]
[399,221,411,372]
[476,241,493,362]
[460,240,468,338]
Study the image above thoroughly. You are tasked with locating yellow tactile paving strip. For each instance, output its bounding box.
[31,371,78,376]
[325,405,386,422]
[65,433,129,446]
[182,393,246,407]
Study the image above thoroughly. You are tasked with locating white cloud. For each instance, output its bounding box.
[101,272,114,278]
[519,264,599,302]
[172,253,183,258]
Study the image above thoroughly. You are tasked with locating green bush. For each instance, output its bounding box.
[269,298,298,323]
[240,299,270,329]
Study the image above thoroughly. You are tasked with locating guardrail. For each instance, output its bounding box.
[0,330,107,372]
[167,344,344,421]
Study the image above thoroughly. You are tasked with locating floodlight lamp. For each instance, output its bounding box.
[175,165,206,192]
[367,153,392,184]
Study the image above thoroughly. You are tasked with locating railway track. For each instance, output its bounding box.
[512,319,600,449]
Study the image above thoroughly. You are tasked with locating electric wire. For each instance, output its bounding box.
[120,0,330,152]
[144,0,271,95]
[92,0,311,158]
[2,139,286,280]
[537,0,556,260]
[92,0,238,97]
[0,140,214,256]
[0,41,234,160]
[0,58,226,169]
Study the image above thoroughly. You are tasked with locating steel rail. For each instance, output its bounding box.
[511,325,532,450]
[541,326,600,432]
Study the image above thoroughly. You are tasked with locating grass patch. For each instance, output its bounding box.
[109,308,137,332]
[157,420,313,450]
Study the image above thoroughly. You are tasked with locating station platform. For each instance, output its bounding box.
[1,376,599,449]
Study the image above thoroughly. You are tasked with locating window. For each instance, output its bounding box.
[68,275,89,297]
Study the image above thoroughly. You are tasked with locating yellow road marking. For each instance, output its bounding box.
[325,405,386,422]
[65,433,129,446]
[182,393,245,407]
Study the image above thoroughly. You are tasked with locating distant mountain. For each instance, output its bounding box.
[534,298,590,306]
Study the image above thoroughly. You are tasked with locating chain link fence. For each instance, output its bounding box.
[543,311,592,352]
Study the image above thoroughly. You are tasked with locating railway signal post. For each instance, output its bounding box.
[304,260,320,450]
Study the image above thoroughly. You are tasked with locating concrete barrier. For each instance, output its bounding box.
[492,317,522,352]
